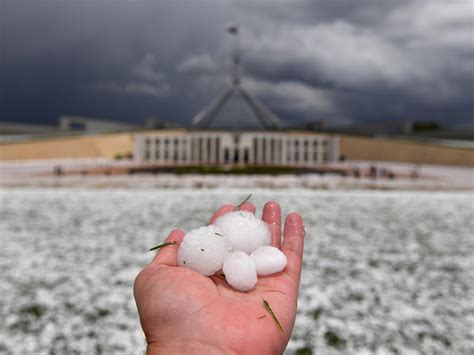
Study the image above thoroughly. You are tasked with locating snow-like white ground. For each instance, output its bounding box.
[1,158,473,190]
[0,189,472,354]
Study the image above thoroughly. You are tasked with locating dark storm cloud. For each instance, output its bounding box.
[1,0,473,128]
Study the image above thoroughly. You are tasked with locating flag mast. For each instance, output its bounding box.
[191,25,281,129]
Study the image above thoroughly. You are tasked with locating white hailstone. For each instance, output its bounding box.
[214,211,271,255]
[250,246,287,276]
[223,251,258,292]
[178,225,231,276]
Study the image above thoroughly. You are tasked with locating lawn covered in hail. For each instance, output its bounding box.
[0,189,472,354]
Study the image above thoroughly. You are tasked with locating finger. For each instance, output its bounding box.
[209,204,235,224]
[151,229,185,266]
[238,202,256,214]
[281,213,305,285]
[262,201,281,248]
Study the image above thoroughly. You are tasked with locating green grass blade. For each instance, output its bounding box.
[234,193,252,210]
[263,299,284,334]
[148,241,176,251]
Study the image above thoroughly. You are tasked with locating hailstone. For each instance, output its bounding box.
[178,225,231,276]
[214,211,271,254]
[223,251,258,292]
[250,246,287,276]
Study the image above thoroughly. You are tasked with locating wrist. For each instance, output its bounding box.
[147,340,234,355]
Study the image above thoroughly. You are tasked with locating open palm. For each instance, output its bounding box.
[134,201,305,355]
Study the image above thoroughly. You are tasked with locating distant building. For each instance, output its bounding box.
[0,116,140,139]
[134,130,340,166]
[59,115,138,133]
[0,121,57,135]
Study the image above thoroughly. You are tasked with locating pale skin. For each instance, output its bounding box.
[134,201,305,355]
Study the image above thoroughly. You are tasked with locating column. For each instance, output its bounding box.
[275,138,282,165]
[286,138,293,165]
[167,137,173,165]
[265,136,272,164]
[298,138,304,166]
[154,138,160,164]
[217,137,223,164]
[210,135,216,164]
[281,136,287,165]
[317,137,324,163]
[248,134,254,164]
[149,137,156,162]
[178,137,184,164]
[308,138,314,166]
[202,135,208,164]
[186,136,192,165]
[257,137,264,164]
[166,138,172,164]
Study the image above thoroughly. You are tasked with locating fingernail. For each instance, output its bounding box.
[288,213,302,224]
[265,201,280,209]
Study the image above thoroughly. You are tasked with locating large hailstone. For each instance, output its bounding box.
[223,251,258,292]
[178,225,231,276]
[250,246,287,276]
[214,211,271,254]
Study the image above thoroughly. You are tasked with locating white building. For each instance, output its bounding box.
[134,130,340,166]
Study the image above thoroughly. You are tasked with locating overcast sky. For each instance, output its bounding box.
[1,0,473,128]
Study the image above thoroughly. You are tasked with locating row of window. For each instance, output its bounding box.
[142,136,330,163]
[145,136,328,147]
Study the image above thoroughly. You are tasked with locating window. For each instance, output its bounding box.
[68,122,86,131]
[155,146,160,160]
[270,138,275,163]
[234,149,239,163]
[303,140,309,162]
[182,139,187,161]
[224,148,230,163]
[207,137,212,162]
[313,140,319,161]
[276,139,282,163]
[294,140,300,161]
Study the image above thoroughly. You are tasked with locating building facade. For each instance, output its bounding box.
[134,130,340,166]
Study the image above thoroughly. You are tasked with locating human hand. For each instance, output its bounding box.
[134,201,305,355]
